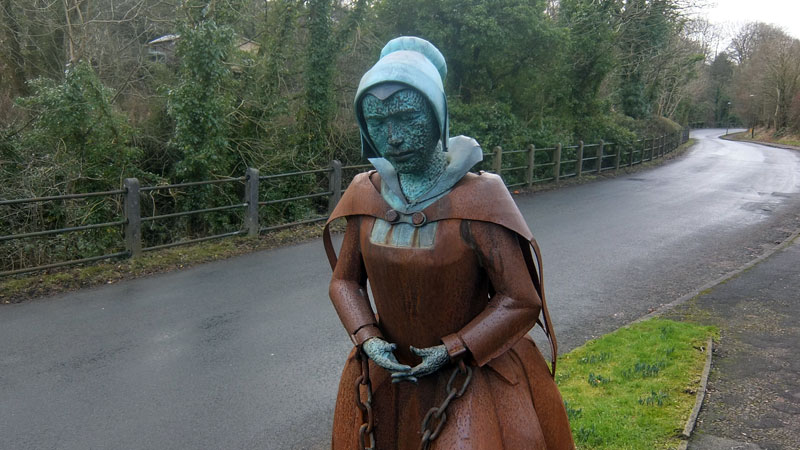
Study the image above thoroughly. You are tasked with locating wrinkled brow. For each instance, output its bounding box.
[362,96,387,118]
[385,94,425,114]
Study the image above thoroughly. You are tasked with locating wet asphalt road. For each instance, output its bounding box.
[1,129,799,449]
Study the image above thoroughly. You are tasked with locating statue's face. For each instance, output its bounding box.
[361,88,440,174]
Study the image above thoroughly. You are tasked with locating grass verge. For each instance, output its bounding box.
[556,318,717,449]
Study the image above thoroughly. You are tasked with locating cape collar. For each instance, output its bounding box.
[368,135,483,214]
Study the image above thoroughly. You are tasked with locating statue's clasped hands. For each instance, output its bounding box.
[362,337,450,384]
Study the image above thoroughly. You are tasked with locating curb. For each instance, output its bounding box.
[677,337,714,450]
[629,225,800,446]
[573,130,800,448]
[719,133,800,152]
[632,227,800,324]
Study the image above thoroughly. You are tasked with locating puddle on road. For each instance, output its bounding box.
[741,202,778,214]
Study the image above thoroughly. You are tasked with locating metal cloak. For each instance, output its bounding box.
[323,171,575,449]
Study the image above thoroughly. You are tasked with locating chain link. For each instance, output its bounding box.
[418,361,473,450]
[354,349,376,450]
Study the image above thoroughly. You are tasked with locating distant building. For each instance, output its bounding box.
[147,34,180,63]
[147,34,259,67]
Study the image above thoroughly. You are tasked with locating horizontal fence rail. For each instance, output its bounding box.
[1,128,689,278]
[0,190,126,206]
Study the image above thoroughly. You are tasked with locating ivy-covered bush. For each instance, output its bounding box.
[2,61,142,270]
[168,18,237,182]
[16,60,141,193]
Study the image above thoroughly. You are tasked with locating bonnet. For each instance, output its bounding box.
[354,36,449,158]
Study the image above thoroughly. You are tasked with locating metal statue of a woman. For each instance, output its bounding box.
[323,36,575,450]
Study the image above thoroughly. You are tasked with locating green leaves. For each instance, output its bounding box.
[168,18,236,183]
[16,60,138,192]
[376,0,561,107]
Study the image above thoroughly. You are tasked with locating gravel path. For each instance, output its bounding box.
[667,239,800,450]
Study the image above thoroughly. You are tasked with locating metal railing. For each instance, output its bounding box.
[0,189,128,276]
[1,128,689,277]
[485,128,689,187]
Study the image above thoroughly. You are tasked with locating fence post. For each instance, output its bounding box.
[667,134,672,155]
[653,137,658,160]
[526,144,536,187]
[244,168,259,237]
[650,134,667,161]
[328,159,342,214]
[630,144,635,167]
[554,143,562,182]
[576,141,584,177]
[596,140,604,173]
[493,146,503,175]
[666,134,670,154]
[123,178,141,258]
[614,143,621,172]
[643,138,648,161]
[651,137,656,160]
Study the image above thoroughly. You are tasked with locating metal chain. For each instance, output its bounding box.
[418,360,473,450]
[354,349,376,450]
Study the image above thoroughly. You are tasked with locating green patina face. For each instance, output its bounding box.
[361,89,440,175]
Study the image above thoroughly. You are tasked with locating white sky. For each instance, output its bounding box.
[698,0,800,40]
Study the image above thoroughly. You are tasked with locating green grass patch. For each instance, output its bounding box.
[557,318,717,449]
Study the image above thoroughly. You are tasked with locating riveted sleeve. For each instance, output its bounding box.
[448,220,541,367]
[329,216,383,345]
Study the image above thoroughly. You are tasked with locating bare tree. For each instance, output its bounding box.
[731,23,800,130]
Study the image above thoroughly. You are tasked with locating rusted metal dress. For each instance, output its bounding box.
[324,171,574,449]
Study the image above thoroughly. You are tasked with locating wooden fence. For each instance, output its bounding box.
[0,128,689,277]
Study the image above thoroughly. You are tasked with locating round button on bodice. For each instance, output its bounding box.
[411,212,427,226]
[385,209,399,223]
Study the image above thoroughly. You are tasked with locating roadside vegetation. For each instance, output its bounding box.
[727,127,800,148]
[557,318,718,449]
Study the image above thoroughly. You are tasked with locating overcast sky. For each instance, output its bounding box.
[698,0,800,40]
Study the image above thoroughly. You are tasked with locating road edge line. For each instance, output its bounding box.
[631,227,800,325]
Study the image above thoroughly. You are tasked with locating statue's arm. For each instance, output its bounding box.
[442,220,542,367]
[329,216,383,346]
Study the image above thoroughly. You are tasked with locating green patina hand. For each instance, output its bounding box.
[362,337,412,374]
[391,344,450,384]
